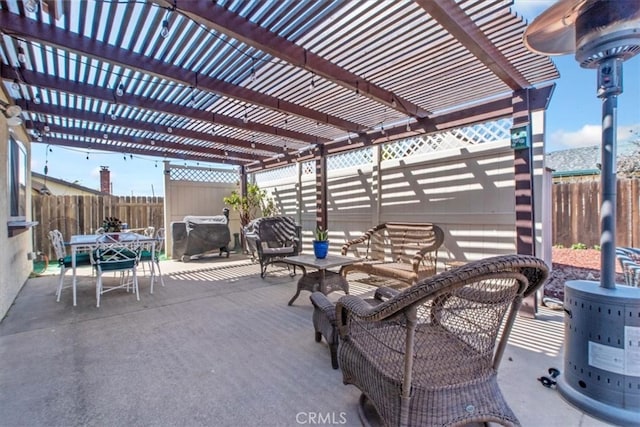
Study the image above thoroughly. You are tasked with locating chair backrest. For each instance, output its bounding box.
[254,216,301,248]
[48,229,66,260]
[91,233,141,271]
[155,227,165,252]
[143,226,155,237]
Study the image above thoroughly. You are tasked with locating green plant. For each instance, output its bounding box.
[102,216,122,232]
[592,245,601,251]
[314,227,328,241]
[223,183,278,227]
[570,242,588,250]
[553,244,565,248]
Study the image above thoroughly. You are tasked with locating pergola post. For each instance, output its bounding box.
[315,145,328,232]
[512,88,537,317]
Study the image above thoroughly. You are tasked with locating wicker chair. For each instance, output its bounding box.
[333,254,549,427]
[244,216,302,278]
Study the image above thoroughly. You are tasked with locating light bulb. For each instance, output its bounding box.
[17,47,27,63]
[150,139,155,146]
[161,20,170,39]
[167,126,173,133]
[24,0,38,13]
[43,125,50,132]
[103,133,109,139]
[116,83,124,97]
[12,79,20,91]
[33,93,41,104]
[243,113,248,124]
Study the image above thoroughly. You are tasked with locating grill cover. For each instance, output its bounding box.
[171,215,231,261]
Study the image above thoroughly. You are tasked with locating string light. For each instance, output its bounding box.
[380,124,385,135]
[103,133,109,139]
[33,93,41,104]
[160,19,170,39]
[167,126,173,133]
[406,119,411,132]
[115,83,124,97]
[110,106,117,120]
[43,124,50,133]
[309,73,315,91]
[17,46,27,63]
[391,97,397,108]
[24,0,39,13]
[86,152,89,160]
[12,79,20,91]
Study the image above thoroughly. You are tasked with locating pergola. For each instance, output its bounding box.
[1,0,558,248]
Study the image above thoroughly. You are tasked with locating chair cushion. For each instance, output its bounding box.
[60,253,92,268]
[261,246,295,255]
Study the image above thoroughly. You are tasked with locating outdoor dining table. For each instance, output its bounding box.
[68,232,156,306]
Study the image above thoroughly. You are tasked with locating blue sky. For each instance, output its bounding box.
[30,1,639,197]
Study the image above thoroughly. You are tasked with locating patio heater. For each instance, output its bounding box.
[524,1,640,425]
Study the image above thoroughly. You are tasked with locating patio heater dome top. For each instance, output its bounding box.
[524,0,640,67]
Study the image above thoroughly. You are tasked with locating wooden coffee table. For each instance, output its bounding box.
[284,254,359,306]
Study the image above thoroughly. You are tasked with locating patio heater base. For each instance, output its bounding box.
[557,280,640,426]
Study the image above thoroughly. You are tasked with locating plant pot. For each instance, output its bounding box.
[108,233,120,241]
[313,240,329,259]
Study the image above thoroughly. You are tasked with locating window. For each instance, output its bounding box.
[9,136,27,220]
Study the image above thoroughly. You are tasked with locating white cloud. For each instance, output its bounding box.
[550,124,601,149]
[548,123,640,151]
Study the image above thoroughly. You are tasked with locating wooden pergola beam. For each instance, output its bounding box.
[165,0,431,119]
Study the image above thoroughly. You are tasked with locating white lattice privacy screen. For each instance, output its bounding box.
[169,164,239,184]
[249,118,523,262]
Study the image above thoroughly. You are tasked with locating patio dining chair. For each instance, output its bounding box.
[328,254,549,427]
[48,229,93,302]
[140,227,165,293]
[616,248,640,286]
[90,233,142,307]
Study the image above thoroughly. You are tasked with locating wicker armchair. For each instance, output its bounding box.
[334,254,549,427]
[244,216,302,278]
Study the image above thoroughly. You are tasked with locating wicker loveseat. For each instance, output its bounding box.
[340,222,444,286]
[325,254,549,426]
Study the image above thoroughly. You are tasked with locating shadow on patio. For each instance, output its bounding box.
[0,257,609,426]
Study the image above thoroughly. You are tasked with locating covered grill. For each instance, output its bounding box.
[171,214,231,262]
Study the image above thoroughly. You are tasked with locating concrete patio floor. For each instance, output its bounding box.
[0,255,612,426]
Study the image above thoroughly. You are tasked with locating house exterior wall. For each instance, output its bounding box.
[31,176,100,196]
[0,116,34,320]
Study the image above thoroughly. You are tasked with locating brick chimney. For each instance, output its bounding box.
[99,166,111,194]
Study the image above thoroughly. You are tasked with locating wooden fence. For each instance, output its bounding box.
[31,179,639,260]
[32,194,164,260]
[552,178,639,248]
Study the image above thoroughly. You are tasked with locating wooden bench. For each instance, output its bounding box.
[340,222,444,286]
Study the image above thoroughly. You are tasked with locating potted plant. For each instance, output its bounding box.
[313,227,329,259]
[102,217,122,233]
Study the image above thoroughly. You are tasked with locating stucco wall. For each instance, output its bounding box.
[0,115,34,320]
